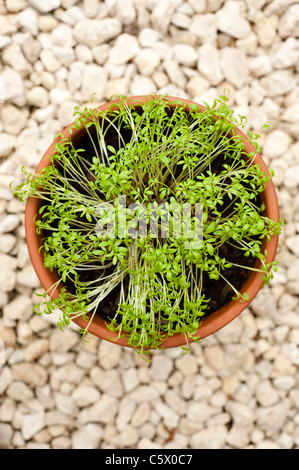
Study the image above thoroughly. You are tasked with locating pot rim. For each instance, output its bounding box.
[25,95,280,350]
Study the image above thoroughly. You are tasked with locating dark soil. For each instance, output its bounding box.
[43,109,259,326]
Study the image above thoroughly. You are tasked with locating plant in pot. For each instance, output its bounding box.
[13,92,282,358]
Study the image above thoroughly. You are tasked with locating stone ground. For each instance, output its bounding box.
[0,0,299,450]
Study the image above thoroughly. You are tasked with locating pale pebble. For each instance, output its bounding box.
[216,1,251,38]
[72,423,103,449]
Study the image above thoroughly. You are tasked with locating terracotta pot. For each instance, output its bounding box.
[25,95,280,350]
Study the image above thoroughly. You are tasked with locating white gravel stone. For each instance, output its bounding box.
[72,385,100,408]
[6,0,28,12]
[57,101,77,127]
[264,0,295,16]
[7,381,34,401]
[27,86,49,108]
[263,130,292,159]
[278,4,299,38]
[190,14,217,44]
[171,12,191,30]
[216,1,251,39]
[1,104,28,135]
[273,375,296,391]
[116,397,136,431]
[131,403,150,428]
[3,295,33,321]
[115,0,136,25]
[197,43,223,86]
[254,12,277,48]
[0,368,13,395]
[40,49,61,72]
[256,402,289,433]
[186,76,210,98]
[0,35,11,49]
[116,426,139,447]
[163,59,187,89]
[0,134,17,159]
[226,425,252,448]
[203,345,225,371]
[21,412,45,440]
[24,339,49,362]
[2,42,32,77]
[149,354,173,382]
[29,0,61,13]
[120,367,139,393]
[73,19,122,47]
[151,0,182,34]
[75,44,93,63]
[284,165,299,189]
[17,7,38,36]
[17,264,41,288]
[130,75,157,95]
[105,77,130,100]
[78,395,118,425]
[0,14,17,35]
[0,424,13,448]
[72,423,103,449]
[54,391,76,416]
[49,328,80,354]
[138,28,161,48]
[0,234,16,253]
[249,54,272,78]
[108,34,140,66]
[153,400,179,428]
[186,401,219,423]
[272,37,299,69]
[90,368,123,398]
[81,63,107,102]
[37,14,58,32]
[45,409,75,427]
[0,67,24,105]
[49,87,72,105]
[128,385,160,403]
[164,389,187,416]
[134,48,160,76]
[216,316,243,344]
[285,235,299,257]
[98,340,122,370]
[175,353,198,376]
[189,0,206,13]
[226,401,255,427]
[92,44,110,66]
[11,362,48,387]
[81,0,98,18]
[256,380,279,406]
[173,44,198,68]
[259,70,294,97]
[51,24,75,47]
[220,47,249,89]
[0,397,16,423]
[67,61,85,92]
[0,214,19,234]
[282,103,299,123]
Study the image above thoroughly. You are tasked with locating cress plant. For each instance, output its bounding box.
[13,93,282,358]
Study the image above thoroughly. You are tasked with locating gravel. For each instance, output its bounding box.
[0,0,299,450]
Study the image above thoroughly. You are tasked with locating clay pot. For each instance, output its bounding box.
[25,95,280,350]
